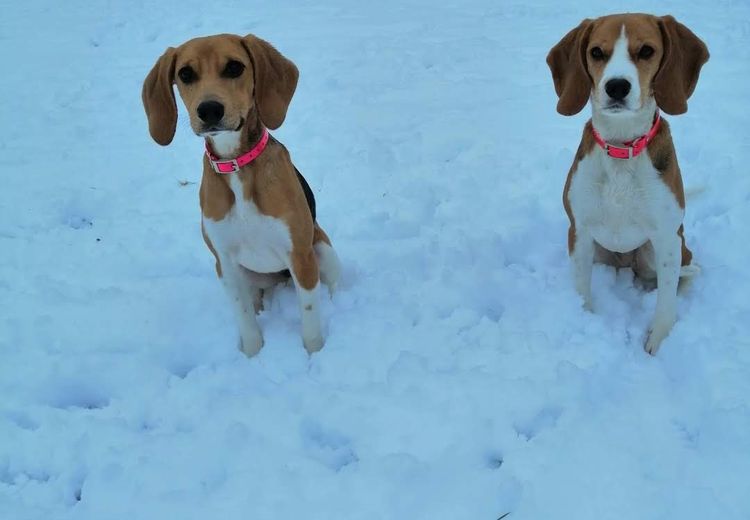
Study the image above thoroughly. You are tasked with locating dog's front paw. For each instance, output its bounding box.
[575,284,593,312]
[239,331,264,358]
[577,291,593,312]
[644,316,676,355]
[303,334,324,354]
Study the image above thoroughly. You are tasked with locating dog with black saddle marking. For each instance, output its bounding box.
[143,34,340,357]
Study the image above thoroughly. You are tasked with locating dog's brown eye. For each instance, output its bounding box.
[178,66,197,84]
[222,60,245,78]
[638,45,655,60]
[590,47,605,60]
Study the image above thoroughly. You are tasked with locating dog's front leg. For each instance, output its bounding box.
[290,247,324,353]
[571,228,595,311]
[644,231,681,355]
[221,261,264,357]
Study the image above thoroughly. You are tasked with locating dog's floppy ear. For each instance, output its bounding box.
[241,35,299,130]
[142,47,177,146]
[653,16,709,115]
[547,19,593,116]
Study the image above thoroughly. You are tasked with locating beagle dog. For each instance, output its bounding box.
[142,34,340,356]
[547,14,709,354]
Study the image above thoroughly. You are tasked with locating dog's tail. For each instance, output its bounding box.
[680,264,701,278]
[680,185,706,280]
[314,223,341,294]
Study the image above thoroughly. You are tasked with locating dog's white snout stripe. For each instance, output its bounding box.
[599,26,641,109]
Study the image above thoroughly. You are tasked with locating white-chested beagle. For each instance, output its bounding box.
[142,34,340,356]
[547,14,709,354]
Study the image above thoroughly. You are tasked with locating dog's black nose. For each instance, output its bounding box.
[605,78,631,101]
[197,101,225,125]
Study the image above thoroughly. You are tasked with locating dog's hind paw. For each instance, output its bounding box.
[680,263,701,278]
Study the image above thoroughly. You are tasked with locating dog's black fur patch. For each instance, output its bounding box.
[295,168,316,222]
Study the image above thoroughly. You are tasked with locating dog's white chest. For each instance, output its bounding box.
[568,152,681,252]
[202,175,292,273]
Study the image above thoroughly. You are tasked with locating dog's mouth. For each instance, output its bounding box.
[601,98,640,114]
[198,118,245,137]
[602,102,628,113]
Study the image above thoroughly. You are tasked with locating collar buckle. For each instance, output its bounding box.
[209,158,240,174]
[630,136,646,157]
[604,143,632,160]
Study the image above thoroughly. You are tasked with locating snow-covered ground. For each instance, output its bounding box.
[2,0,750,518]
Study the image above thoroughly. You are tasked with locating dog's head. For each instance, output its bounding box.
[142,34,298,145]
[546,14,709,116]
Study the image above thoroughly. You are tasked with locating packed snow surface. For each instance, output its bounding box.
[2,0,749,518]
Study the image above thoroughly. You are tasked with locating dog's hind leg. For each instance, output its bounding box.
[677,225,700,278]
[241,268,291,312]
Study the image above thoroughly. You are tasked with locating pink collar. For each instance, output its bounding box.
[592,111,661,160]
[205,128,270,174]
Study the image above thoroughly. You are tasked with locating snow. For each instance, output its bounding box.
[2,0,750,518]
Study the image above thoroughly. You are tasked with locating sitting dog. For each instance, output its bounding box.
[142,34,340,356]
[546,14,709,353]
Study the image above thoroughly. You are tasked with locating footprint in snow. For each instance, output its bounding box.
[3,409,40,431]
[41,378,110,410]
[300,419,359,471]
[513,406,562,441]
[65,215,93,230]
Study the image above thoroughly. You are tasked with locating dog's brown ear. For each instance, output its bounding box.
[142,47,177,145]
[654,16,709,115]
[241,35,299,130]
[547,19,593,116]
